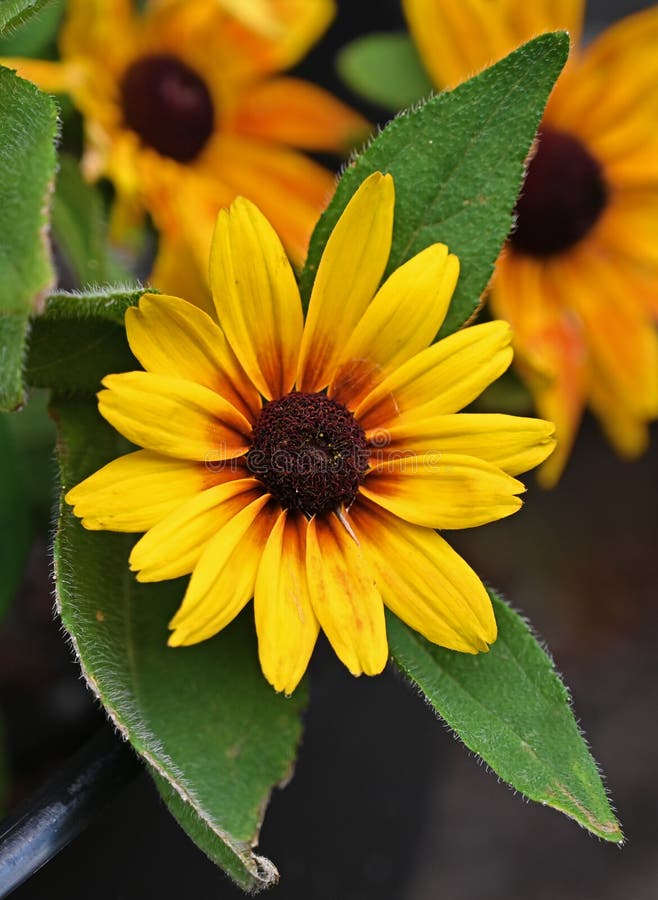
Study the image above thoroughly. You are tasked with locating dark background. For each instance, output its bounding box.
[2,1,657,898]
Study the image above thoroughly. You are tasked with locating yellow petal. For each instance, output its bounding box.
[168,495,278,645]
[402,0,583,90]
[330,245,460,408]
[209,196,303,400]
[569,247,658,422]
[130,477,263,581]
[402,0,511,88]
[350,498,496,651]
[306,514,388,676]
[215,0,283,37]
[65,450,213,532]
[126,294,261,423]
[202,0,335,80]
[254,510,319,694]
[0,58,74,94]
[99,372,251,461]
[361,453,524,529]
[596,195,658,270]
[490,252,587,488]
[371,413,556,476]
[297,172,395,392]
[60,0,138,75]
[589,364,651,460]
[229,77,370,153]
[355,321,513,431]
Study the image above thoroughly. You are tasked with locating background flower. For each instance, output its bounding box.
[3,0,369,304]
[403,0,658,485]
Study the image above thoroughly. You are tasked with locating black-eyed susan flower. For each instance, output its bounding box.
[403,0,658,485]
[3,0,368,298]
[66,173,556,694]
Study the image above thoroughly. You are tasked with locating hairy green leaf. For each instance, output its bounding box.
[25,288,147,395]
[53,399,306,890]
[388,592,622,842]
[152,770,280,892]
[0,66,57,411]
[301,32,569,337]
[0,0,62,54]
[337,32,432,111]
[0,0,55,33]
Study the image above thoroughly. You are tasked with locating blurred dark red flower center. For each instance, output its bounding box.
[120,54,214,163]
[510,126,608,257]
[247,393,369,516]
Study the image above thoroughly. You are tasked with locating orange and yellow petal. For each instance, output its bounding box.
[130,477,261,581]
[373,413,555,477]
[306,514,388,677]
[330,244,459,408]
[595,194,658,270]
[206,0,335,81]
[229,77,371,153]
[588,362,652,460]
[403,0,583,91]
[209,196,303,400]
[60,0,139,76]
[65,450,214,532]
[490,252,587,487]
[0,58,75,94]
[564,3,658,141]
[564,245,658,460]
[126,293,261,422]
[98,371,251,461]
[254,510,319,694]
[361,453,524,529]
[350,498,496,652]
[297,172,395,392]
[355,321,513,432]
[168,495,279,645]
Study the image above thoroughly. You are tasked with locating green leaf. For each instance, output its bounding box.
[53,398,307,890]
[0,415,30,619]
[0,0,56,34]
[6,388,56,528]
[337,32,433,111]
[152,770,279,890]
[25,288,147,396]
[0,66,57,411]
[0,0,63,55]
[388,592,622,842]
[52,155,131,288]
[300,32,569,338]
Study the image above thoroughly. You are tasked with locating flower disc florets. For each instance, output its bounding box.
[120,54,214,162]
[247,392,369,517]
[511,127,608,257]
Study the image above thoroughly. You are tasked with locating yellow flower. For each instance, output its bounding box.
[3,0,369,293]
[403,0,658,485]
[65,173,555,694]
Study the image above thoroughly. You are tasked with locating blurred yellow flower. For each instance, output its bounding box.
[66,173,555,694]
[3,0,369,302]
[404,0,658,485]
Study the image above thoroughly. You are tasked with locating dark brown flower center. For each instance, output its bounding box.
[510,126,608,257]
[247,393,369,517]
[120,54,214,162]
